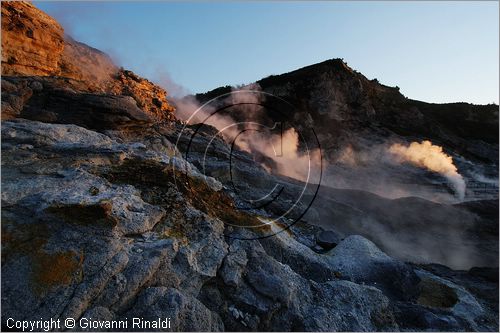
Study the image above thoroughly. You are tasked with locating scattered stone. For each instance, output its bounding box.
[316,230,342,250]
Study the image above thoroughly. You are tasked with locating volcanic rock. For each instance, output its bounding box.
[316,229,342,249]
[1,1,175,122]
[2,77,155,130]
[1,1,64,76]
[1,2,498,332]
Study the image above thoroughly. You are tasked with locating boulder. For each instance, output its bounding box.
[326,235,421,301]
[316,229,342,249]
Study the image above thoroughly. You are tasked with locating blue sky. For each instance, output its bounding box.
[36,1,498,104]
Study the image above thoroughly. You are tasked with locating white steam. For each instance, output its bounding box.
[174,85,321,183]
[236,127,322,183]
[388,140,466,200]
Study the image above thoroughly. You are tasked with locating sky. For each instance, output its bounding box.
[36,1,499,104]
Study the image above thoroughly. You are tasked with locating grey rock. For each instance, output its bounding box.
[215,237,399,331]
[18,80,155,130]
[220,241,248,287]
[124,287,224,331]
[325,235,420,301]
[1,84,497,333]
[414,269,493,331]
[302,280,398,331]
[78,307,115,332]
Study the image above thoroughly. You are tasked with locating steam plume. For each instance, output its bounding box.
[236,127,322,183]
[174,86,321,183]
[388,140,466,200]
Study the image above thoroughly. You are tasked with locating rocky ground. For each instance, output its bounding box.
[1,1,499,332]
[2,114,498,331]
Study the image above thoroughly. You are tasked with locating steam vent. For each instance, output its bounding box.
[1,1,498,332]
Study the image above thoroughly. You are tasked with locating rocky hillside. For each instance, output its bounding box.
[1,1,175,122]
[1,2,498,332]
[196,59,499,204]
[192,57,498,272]
[197,59,499,164]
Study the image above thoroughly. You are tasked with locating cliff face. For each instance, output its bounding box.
[1,1,175,122]
[1,1,65,76]
[1,1,115,83]
[1,2,499,332]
